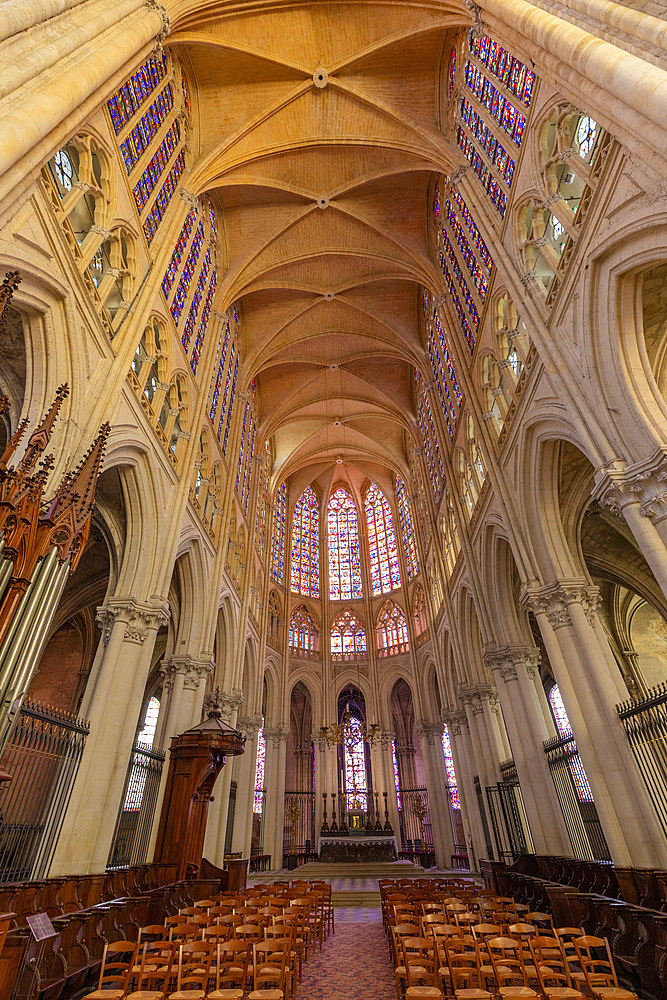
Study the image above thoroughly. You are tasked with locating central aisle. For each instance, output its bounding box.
[298,907,395,1000]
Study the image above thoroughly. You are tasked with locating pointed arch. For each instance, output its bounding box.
[288,603,320,655]
[365,482,401,595]
[327,487,362,601]
[377,600,409,656]
[330,608,367,659]
[290,485,320,597]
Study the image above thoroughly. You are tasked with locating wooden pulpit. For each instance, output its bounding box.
[154,705,244,879]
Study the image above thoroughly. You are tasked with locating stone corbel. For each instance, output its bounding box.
[458,682,496,715]
[441,708,468,737]
[146,0,171,42]
[416,719,443,745]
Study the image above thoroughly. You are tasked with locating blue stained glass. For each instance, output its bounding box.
[290,487,320,598]
[120,84,174,173]
[451,190,493,270]
[191,269,216,374]
[464,61,526,145]
[438,253,476,350]
[469,31,535,107]
[171,221,204,323]
[289,605,319,653]
[442,726,461,809]
[222,357,238,454]
[392,739,402,809]
[427,337,455,440]
[210,325,230,423]
[433,179,441,219]
[344,717,368,810]
[107,53,167,134]
[330,609,366,655]
[253,723,265,813]
[182,249,210,351]
[162,208,196,299]
[235,402,248,495]
[396,474,419,579]
[377,601,409,653]
[418,395,444,501]
[328,489,363,601]
[216,343,235,440]
[445,201,491,299]
[133,120,181,211]
[241,418,255,514]
[142,149,185,244]
[458,101,515,186]
[365,484,401,596]
[271,482,287,584]
[455,122,507,219]
[448,46,457,100]
[441,226,481,327]
[549,685,594,802]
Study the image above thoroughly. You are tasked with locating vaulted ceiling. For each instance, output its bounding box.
[170,1,465,485]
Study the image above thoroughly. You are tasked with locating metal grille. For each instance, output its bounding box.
[544,732,611,861]
[107,741,165,869]
[486,762,534,863]
[617,682,667,838]
[0,700,89,882]
[283,790,315,852]
[398,787,434,848]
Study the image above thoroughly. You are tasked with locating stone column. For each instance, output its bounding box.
[442,710,484,870]
[50,596,169,875]
[458,683,501,789]
[312,733,327,839]
[230,716,263,861]
[377,732,401,839]
[524,581,667,867]
[485,645,572,856]
[203,689,244,865]
[263,726,289,870]
[417,720,456,868]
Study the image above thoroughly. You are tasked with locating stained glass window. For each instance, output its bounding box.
[271,482,287,584]
[328,489,363,601]
[235,403,255,514]
[365,484,401,595]
[447,46,457,100]
[458,104,515,186]
[162,208,197,299]
[344,716,368,810]
[576,115,599,162]
[330,609,367,656]
[142,148,186,244]
[255,442,270,557]
[464,64,527,145]
[396,474,419,579]
[222,356,238,454]
[417,380,445,502]
[132,120,181,211]
[54,149,74,192]
[253,721,266,813]
[392,739,402,809]
[290,487,320,597]
[209,324,230,423]
[451,190,494,270]
[171,221,204,322]
[549,684,594,802]
[428,313,463,435]
[120,84,174,173]
[289,605,319,653]
[468,31,535,107]
[377,601,409,655]
[123,695,160,811]
[191,269,216,373]
[442,725,461,809]
[107,53,168,134]
[182,249,211,351]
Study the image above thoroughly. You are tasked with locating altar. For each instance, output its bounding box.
[317,834,398,863]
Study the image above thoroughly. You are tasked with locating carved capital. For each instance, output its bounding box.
[179,188,198,209]
[459,682,496,715]
[160,654,214,690]
[484,644,541,683]
[90,224,111,241]
[264,725,290,748]
[417,719,443,745]
[237,715,264,738]
[98,597,170,646]
[441,708,468,737]
[521,580,600,629]
[146,0,171,41]
[204,687,244,722]
[593,451,667,523]
[449,165,469,187]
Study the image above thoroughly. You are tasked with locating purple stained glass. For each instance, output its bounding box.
[222,357,238,454]
[438,253,476,350]
[392,740,402,810]
[469,31,535,107]
[210,325,230,423]
[171,221,204,323]
[330,609,366,655]
[365,483,401,596]
[235,402,249,495]
[289,606,319,653]
[133,120,181,211]
[253,723,266,813]
[120,84,174,173]
[549,685,594,802]
[182,249,210,351]
[377,601,409,653]
[441,225,481,327]
[344,717,368,811]
[162,208,196,299]
[458,99,515,186]
[271,482,287,584]
[396,474,419,579]
[442,726,461,809]
[290,486,320,598]
[142,149,185,244]
[451,190,493,270]
[191,269,216,374]
[464,61,526,146]
[328,489,363,601]
[445,201,491,299]
[448,46,457,100]
[107,53,168,134]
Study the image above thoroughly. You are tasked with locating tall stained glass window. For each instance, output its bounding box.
[377,601,409,655]
[255,442,270,558]
[253,721,266,813]
[365,484,401,596]
[328,489,363,601]
[392,739,402,809]
[427,313,462,436]
[417,380,445,502]
[270,482,287,584]
[290,487,320,598]
[107,53,168,133]
[119,83,174,173]
[442,725,461,809]
[330,609,367,656]
[123,695,160,811]
[549,684,594,802]
[289,605,319,653]
[344,717,368,810]
[396,474,419,579]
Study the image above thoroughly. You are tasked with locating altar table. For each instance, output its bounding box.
[317,834,398,863]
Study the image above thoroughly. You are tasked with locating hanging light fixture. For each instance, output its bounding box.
[319,683,380,749]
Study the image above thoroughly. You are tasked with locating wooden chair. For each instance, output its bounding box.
[139,925,171,943]
[208,940,251,996]
[219,914,244,937]
[572,936,639,1000]
[403,936,438,991]
[529,935,583,1000]
[485,936,537,998]
[167,940,215,999]
[82,939,137,999]
[236,923,262,943]
[126,939,176,1000]
[169,924,200,944]
[248,939,289,999]
[525,911,553,931]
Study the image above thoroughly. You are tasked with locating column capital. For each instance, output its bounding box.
[593,449,667,523]
[96,597,170,646]
[203,687,244,722]
[237,715,264,738]
[521,580,600,628]
[483,644,541,682]
[441,709,469,736]
[416,719,444,745]
[379,729,396,750]
[160,654,214,691]
[458,682,498,714]
[264,726,290,748]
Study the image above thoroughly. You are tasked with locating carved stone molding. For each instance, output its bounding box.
[449,165,469,186]
[521,580,601,629]
[416,719,444,745]
[179,188,198,209]
[203,687,244,722]
[379,729,396,751]
[441,709,468,737]
[264,725,290,748]
[146,0,171,41]
[160,655,214,691]
[593,450,667,524]
[96,597,170,646]
[484,644,541,683]
[237,715,264,738]
[458,683,497,715]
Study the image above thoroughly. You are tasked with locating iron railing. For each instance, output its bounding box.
[544,731,611,862]
[617,682,667,839]
[485,761,535,864]
[0,699,90,882]
[283,790,315,852]
[107,741,165,869]
[398,787,434,849]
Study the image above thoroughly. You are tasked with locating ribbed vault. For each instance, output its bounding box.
[169,1,466,482]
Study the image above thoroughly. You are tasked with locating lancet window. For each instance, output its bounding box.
[327,489,363,601]
[548,684,594,802]
[235,400,256,515]
[253,721,266,813]
[255,443,270,558]
[377,601,409,656]
[441,491,461,579]
[290,487,320,598]
[330,609,367,658]
[392,739,402,809]
[396,474,419,580]
[271,482,287,585]
[412,584,427,636]
[442,725,461,809]
[344,717,368,810]
[416,372,445,503]
[207,312,238,452]
[365,484,401,596]
[427,313,462,438]
[123,695,160,811]
[289,605,320,654]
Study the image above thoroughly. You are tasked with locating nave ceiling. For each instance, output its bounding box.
[169,1,465,486]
